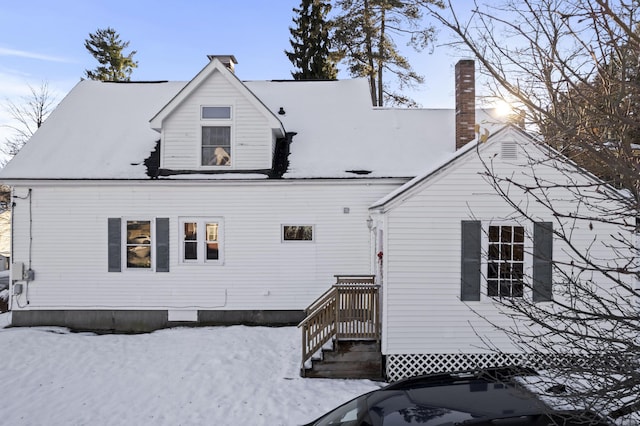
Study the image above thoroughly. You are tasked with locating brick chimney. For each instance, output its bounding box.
[207,55,238,73]
[455,60,475,150]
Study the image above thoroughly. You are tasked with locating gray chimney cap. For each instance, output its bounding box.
[207,55,238,64]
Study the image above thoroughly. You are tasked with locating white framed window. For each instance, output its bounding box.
[201,105,232,167]
[125,220,153,269]
[486,224,525,298]
[179,217,224,264]
[202,126,231,166]
[282,225,314,242]
[202,106,231,119]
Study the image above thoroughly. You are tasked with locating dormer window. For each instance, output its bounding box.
[201,106,232,166]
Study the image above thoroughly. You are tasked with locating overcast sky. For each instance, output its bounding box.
[0,0,478,141]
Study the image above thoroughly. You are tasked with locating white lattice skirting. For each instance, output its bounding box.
[386,352,555,382]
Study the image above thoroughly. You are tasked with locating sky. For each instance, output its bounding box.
[0,1,477,121]
[0,1,483,153]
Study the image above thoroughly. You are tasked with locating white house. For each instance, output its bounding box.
[0,56,630,380]
[368,124,634,380]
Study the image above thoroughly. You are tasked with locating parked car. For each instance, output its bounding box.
[0,269,9,313]
[302,367,612,426]
[0,269,9,291]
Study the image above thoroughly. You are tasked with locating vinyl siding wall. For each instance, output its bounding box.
[161,69,273,170]
[380,132,630,355]
[9,180,399,311]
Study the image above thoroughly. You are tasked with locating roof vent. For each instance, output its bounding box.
[501,141,518,159]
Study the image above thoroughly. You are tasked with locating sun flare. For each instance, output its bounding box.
[495,99,514,117]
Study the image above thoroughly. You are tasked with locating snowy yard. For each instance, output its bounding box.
[0,313,382,425]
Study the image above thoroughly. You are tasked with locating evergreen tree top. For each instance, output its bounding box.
[84,27,138,82]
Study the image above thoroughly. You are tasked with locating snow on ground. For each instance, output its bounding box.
[0,313,383,425]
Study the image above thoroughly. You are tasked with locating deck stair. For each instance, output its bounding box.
[298,275,383,380]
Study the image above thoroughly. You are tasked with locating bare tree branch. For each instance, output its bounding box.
[428,0,640,419]
[1,81,56,163]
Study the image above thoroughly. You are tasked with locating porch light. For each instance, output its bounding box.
[366,217,374,230]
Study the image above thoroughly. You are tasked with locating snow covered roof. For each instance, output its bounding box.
[0,80,186,180]
[247,79,466,179]
[370,125,524,210]
[0,71,501,180]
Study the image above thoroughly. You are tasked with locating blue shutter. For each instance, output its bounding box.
[156,218,170,272]
[108,218,121,272]
[533,222,553,302]
[461,220,482,301]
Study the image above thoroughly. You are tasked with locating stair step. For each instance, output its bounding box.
[304,362,383,380]
[304,370,384,380]
[303,339,383,380]
[322,350,382,362]
[312,362,382,373]
[331,341,380,352]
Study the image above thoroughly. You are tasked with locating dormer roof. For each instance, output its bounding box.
[149,57,284,136]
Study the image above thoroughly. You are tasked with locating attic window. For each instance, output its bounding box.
[202,106,231,119]
[202,127,231,166]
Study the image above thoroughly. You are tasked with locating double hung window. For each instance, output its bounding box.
[201,106,232,166]
[126,220,152,269]
[180,218,223,264]
[487,225,525,298]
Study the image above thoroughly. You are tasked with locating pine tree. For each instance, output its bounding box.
[332,0,444,107]
[84,27,138,81]
[286,0,337,80]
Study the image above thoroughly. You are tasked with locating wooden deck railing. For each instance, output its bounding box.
[298,275,380,368]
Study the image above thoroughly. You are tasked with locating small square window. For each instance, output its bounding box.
[202,106,231,119]
[282,225,314,242]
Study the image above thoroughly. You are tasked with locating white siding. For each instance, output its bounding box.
[380,130,631,355]
[162,69,273,170]
[9,180,400,311]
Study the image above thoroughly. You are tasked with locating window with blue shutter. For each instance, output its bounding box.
[108,218,170,272]
[462,221,553,302]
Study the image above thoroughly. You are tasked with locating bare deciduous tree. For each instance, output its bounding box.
[428,0,640,420]
[2,81,56,163]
